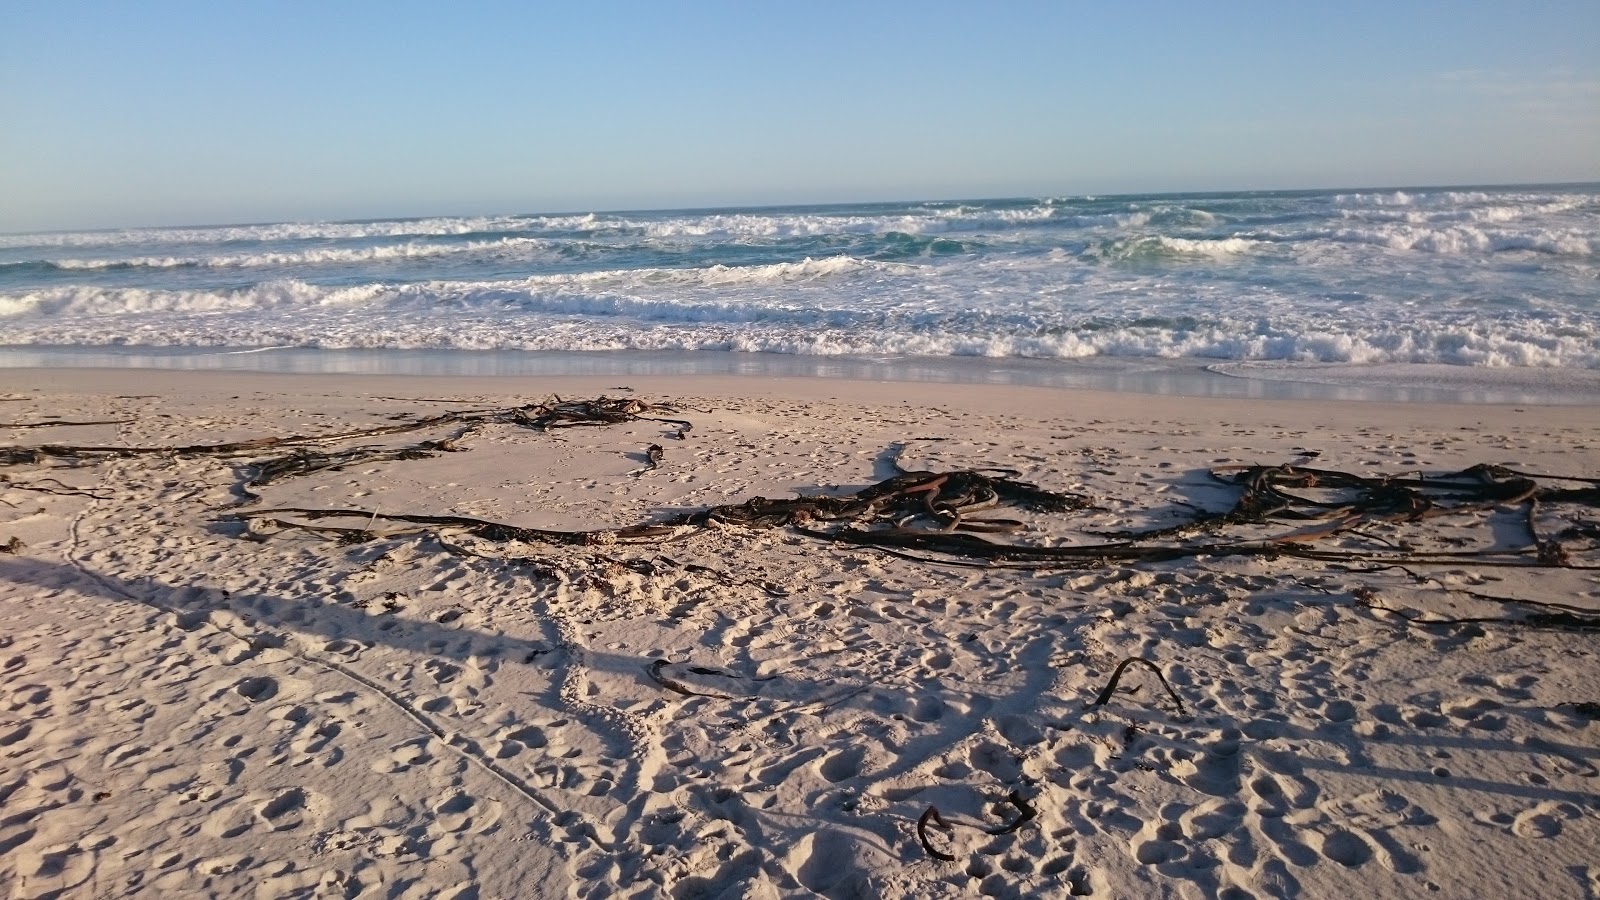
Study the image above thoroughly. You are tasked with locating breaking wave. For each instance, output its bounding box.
[1,237,556,272]
[3,185,1596,375]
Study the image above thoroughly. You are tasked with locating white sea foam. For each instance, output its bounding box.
[38,237,554,271]
[0,256,907,320]
[1253,224,1595,256]
[0,216,563,250]
[4,188,1595,374]
[0,202,1116,253]
[1086,236,1260,260]
[7,312,1596,370]
[5,270,1597,370]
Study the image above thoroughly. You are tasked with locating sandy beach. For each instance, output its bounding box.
[2,368,1597,899]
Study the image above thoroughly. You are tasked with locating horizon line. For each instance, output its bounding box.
[5,178,1597,237]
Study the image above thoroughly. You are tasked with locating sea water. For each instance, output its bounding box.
[2,185,1597,397]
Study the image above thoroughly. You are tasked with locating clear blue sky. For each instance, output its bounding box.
[3,1,1597,231]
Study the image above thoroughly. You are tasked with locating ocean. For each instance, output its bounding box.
[3,184,1597,399]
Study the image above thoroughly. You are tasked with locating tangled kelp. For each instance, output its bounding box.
[0,395,687,503]
[231,454,1600,634]
[801,461,1600,572]
[234,466,1090,546]
[7,396,1599,626]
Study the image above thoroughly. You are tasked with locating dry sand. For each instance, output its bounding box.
[1,368,1597,899]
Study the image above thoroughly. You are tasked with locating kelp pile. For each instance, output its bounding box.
[233,464,1091,546]
[0,396,688,502]
[802,461,1600,570]
[5,395,1600,630]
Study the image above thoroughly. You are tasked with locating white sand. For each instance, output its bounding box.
[2,368,1597,899]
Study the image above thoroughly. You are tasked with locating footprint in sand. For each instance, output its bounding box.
[1245,751,1319,817]
[1315,828,1372,867]
[288,720,343,764]
[782,829,887,900]
[1129,821,1186,866]
[374,737,434,774]
[255,787,324,831]
[1172,730,1243,796]
[968,741,1023,782]
[234,676,277,702]
[8,840,100,897]
[1180,797,1249,841]
[0,721,31,747]
[429,792,503,835]
[1041,856,1097,895]
[1510,801,1583,839]
[819,746,866,783]
[493,723,550,759]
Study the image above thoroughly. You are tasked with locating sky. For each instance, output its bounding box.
[2,1,1597,232]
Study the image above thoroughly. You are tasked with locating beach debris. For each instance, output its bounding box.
[227,452,1600,607]
[1,536,23,553]
[1560,702,1600,720]
[1090,657,1188,717]
[0,418,132,428]
[520,396,691,434]
[0,473,112,499]
[234,467,1088,546]
[983,791,1038,836]
[916,807,958,862]
[7,394,1598,627]
[645,660,759,699]
[1355,589,1600,632]
[243,446,442,501]
[914,790,1039,862]
[0,395,681,463]
[0,394,688,503]
[807,461,1600,574]
[629,443,667,477]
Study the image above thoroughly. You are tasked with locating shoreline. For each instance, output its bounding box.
[6,346,1600,405]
